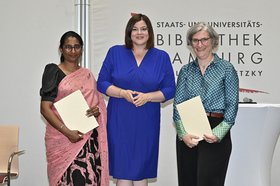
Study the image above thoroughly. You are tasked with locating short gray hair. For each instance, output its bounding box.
[186,22,219,50]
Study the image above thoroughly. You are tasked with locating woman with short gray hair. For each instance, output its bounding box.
[173,22,239,186]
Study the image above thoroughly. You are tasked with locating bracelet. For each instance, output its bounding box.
[60,125,65,130]
[118,88,122,97]
[147,94,152,102]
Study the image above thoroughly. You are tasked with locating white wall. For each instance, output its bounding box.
[0,1,280,186]
[0,0,76,185]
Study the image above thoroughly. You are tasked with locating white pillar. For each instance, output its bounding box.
[75,0,90,68]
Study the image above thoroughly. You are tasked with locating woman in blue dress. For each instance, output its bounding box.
[97,14,176,186]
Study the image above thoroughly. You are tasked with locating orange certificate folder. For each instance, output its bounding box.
[176,96,212,140]
[54,90,99,134]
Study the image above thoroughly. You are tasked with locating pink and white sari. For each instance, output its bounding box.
[45,68,108,186]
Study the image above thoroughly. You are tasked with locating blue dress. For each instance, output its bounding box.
[97,45,175,180]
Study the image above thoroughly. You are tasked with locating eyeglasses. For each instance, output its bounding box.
[63,44,82,52]
[191,37,211,45]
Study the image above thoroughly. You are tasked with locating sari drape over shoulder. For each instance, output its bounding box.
[45,68,108,186]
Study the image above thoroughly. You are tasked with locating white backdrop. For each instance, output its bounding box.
[90,0,280,104]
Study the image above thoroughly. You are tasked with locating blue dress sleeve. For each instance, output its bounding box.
[97,47,114,95]
[159,51,176,101]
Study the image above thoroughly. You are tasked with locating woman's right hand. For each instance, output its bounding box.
[182,134,200,148]
[41,101,84,143]
[119,89,135,103]
[63,129,84,143]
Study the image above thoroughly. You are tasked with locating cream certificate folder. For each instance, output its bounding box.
[54,90,99,134]
[176,96,212,140]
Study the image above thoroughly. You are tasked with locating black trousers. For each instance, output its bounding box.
[176,117,232,186]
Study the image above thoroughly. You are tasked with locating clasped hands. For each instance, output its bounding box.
[182,133,218,148]
[120,89,151,107]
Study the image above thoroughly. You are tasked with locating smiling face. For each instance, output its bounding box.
[131,20,149,48]
[191,30,213,60]
[60,37,83,63]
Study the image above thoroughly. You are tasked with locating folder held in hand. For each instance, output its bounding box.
[54,90,99,134]
[176,96,212,141]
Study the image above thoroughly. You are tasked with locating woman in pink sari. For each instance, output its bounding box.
[40,31,109,186]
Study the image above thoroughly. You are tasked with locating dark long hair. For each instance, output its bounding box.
[59,31,84,62]
[124,13,154,49]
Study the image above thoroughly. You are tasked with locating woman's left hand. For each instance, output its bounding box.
[86,106,100,118]
[133,92,151,107]
[203,134,218,143]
